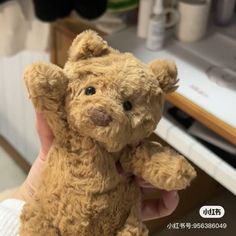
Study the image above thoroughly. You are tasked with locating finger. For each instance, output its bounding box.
[35,112,54,157]
[141,191,179,221]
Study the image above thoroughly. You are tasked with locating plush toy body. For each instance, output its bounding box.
[20,31,196,236]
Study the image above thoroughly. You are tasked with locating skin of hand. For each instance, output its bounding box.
[14,112,179,221]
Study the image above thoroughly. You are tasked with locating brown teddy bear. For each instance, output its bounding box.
[20,30,196,236]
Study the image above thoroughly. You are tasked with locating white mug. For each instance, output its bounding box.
[175,0,211,42]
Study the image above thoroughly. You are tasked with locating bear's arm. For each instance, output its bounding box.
[120,140,196,191]
[24,62,68,141]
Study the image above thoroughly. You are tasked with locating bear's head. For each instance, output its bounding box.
[61,31,178,152]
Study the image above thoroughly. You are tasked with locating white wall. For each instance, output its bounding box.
[0,51,49,164]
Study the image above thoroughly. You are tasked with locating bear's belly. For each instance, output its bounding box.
[45,180,140,236]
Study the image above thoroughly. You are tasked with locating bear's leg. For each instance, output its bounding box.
[116,206,148,236]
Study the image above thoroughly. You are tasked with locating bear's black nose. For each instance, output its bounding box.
[89,108,112,127]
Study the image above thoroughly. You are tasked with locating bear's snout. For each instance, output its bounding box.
[89,108,112,127]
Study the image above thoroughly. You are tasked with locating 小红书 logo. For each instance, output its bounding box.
[199,206,225,218]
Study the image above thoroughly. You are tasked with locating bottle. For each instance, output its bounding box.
[137,0,154,38]
[146,0,165,50]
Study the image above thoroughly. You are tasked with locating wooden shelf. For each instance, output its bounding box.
[166,92,236,146]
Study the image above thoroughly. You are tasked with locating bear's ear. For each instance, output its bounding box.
[68,30,112,62]
[149,59,178,93]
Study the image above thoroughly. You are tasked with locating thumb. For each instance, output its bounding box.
[36,112,54,159]
[21,112,54,199]
[21,152,47,201]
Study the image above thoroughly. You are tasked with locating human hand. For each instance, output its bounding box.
[14,112,54,202]
[15,113,178,220]
[137,178,179,221]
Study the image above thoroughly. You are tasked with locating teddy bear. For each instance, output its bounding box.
[20,30,196,236]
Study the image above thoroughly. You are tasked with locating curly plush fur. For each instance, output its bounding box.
[20,30,196,236]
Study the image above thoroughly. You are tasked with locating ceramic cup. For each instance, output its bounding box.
[175,0,211,42]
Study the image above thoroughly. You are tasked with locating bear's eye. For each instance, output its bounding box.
[123,101,133,111]
[85,86,96,95]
